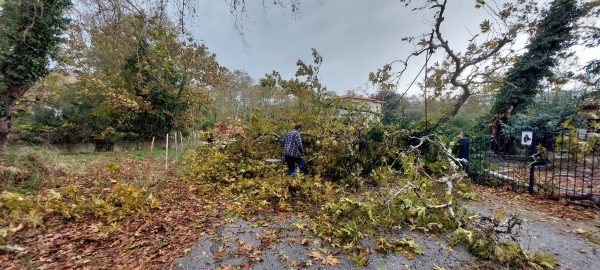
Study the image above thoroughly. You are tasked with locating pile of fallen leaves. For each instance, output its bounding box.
[473,185,598,221]
[0,153,224,269]
[1,156,163,244]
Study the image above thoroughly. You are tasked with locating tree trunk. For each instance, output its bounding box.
[0,114,11,151]
[0,85,30,152]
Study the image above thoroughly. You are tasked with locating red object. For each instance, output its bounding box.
[214,122,243,135]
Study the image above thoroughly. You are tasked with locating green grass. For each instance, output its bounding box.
[6,145,180,163]
[2,144,187,194]
[57,148,177,163]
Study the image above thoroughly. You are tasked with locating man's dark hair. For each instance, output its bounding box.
[294,124,303,130]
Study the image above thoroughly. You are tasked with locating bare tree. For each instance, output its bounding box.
[370,0,539,134]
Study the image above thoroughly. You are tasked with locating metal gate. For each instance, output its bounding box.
[463,130,600,206]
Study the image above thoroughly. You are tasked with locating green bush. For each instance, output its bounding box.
[503,91,585,133]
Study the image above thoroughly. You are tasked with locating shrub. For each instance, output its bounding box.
[503,91,585,133]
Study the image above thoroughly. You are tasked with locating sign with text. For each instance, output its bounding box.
[521,131,533,146]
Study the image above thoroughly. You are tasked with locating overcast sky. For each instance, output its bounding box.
[189,0,596,96]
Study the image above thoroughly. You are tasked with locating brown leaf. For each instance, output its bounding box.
[322,254,341,265]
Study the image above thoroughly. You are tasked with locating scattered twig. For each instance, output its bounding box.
[0,244,26,253]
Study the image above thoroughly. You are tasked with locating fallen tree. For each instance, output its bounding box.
[180,93,556,268]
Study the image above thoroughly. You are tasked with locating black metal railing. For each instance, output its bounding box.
[458,130,600,206]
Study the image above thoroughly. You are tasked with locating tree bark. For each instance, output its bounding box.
[0,114,11,150]
[0,85,30,152]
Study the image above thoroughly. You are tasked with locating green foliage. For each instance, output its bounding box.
[181,99,475,261]
[372,89,421,130]
[209,69,301,124]
[179,108,549,266]
[0,0,71,146]
[450,216,557,269]
[375,237,424,259]
[0,150,48,194]
[435,96,491,140]
[531,251,558,269]
[502,91,585,133]
[555,119,596,160]
[450,227,532,268]
[15,73,124,145]
[183,145,271,183]
[0,0,71,91]
[491,0,580,115]
[0,191,42,243]
[372,89,491,140]
[118,20,219,138]
[15,12,221,145]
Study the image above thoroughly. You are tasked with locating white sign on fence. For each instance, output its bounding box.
[521,131,533,146]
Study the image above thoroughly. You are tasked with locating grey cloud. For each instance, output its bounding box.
[190,0,586,96]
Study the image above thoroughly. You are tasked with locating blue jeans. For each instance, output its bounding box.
[284,155,305,176]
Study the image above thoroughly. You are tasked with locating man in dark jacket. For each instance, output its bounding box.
[283,125,305,176]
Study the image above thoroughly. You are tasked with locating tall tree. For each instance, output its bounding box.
[490,0,580,116]
[374,89,409,124]
[0,0,71,148]
[59,12,222,142]
[117,18,223,139]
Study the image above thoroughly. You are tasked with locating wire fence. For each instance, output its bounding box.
[460,130,600,206]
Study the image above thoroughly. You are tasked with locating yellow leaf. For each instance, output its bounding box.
[48,189,62,200]
[495,210,505,220]
[294,222,307,230]
[308,251,323,260]
[148,194,161,209]
[322,254,340,265]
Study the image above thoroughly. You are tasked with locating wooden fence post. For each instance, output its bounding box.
[179,131,183,150]
[150,136,155,152]
[174,132,178,159]
[165,134,169,172]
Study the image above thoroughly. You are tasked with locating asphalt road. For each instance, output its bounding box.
[175,199,599,269]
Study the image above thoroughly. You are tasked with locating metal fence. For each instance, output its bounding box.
[460,130,600,206]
